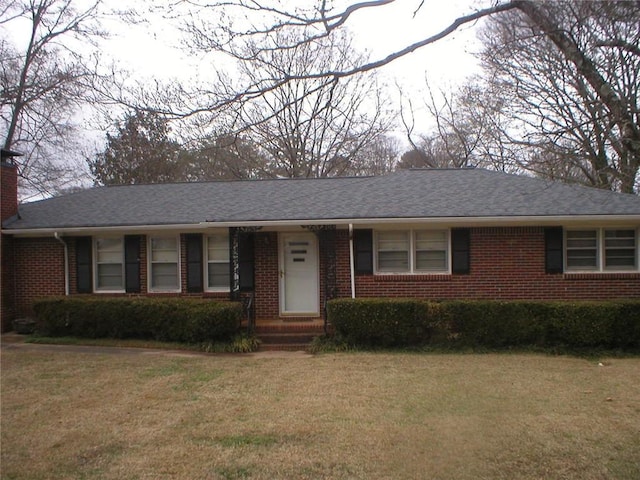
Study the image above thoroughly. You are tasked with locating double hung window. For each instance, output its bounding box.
[566,228,637,272]
[415,230,448,271]
[375,230,449,274]
[149,236,180,291]
[377,231,410,272]
[206,234,230,290]
[95,237,124,290]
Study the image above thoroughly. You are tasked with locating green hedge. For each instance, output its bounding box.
[327,298,640,350]
[327,298,443,347]
[33,297,242,343]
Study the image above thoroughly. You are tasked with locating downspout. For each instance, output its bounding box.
[348,224,356,299]
[54,232,69,296]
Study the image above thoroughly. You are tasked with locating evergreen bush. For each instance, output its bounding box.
[33,297,241,343]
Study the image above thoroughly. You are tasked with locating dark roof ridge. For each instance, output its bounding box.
[405,166,477,171]
[96,173,377,189]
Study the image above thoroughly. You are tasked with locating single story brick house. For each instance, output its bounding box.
[2,151,640,332]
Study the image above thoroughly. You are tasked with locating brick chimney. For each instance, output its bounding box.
[1,149,21,223]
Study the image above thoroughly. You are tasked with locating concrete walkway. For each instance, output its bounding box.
[0,333,313,359]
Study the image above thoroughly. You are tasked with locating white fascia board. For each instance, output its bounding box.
[200,215,640,228]
[6,214,640,237]
[6,223,209,237]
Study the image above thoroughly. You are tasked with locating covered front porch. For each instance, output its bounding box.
[225,226,348,334]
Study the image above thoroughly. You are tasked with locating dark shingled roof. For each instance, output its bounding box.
[3,168,640,231]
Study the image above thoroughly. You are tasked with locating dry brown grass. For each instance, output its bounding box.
[2,349,639,480]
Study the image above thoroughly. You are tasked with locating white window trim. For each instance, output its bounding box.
[374,229,451,275]
[204,234,230,292]
[93,236,125,293]
[147,235,182,293]
[565,227,639,273]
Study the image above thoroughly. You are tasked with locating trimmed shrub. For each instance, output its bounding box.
[327,298,443,347]
[444,300,550,348]
[327,298,640,351]
[33,297,242,343]
[610,301,640,349]
[545,302,616,347]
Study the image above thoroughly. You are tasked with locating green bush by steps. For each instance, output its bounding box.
[33,297,242,343]
[327,298,640,350]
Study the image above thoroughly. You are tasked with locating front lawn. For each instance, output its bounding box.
[1,349,638,479]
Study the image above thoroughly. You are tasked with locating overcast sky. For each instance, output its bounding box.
[4,0,491,197]
[91,0,487,142]
[104,0,485,97]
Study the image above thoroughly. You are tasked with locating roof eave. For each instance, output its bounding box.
[4,214,640,236]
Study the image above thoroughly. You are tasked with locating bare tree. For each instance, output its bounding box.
[348,133,401,176]
[0,0,113,197]
[165,0,639,191]
[182,23,394,178]
[476,1,639,193]
[398,76,515,171]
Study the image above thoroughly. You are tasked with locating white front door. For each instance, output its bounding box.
[280,232,319,315]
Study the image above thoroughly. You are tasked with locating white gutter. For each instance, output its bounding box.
[6,214,640,236]
[53,232,69,296]
[348,223,356,299]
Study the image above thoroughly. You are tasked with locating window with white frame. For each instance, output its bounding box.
[415,230,448,271]
[604,229,637,270]
[376,229,449,274]
[149,236,180,290]
[95,237,124,290]
[566,228,637,272]
[566,230,598,270]
[206,234,230,290]
[377,231,410,272]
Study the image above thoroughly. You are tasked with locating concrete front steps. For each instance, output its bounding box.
[254,322,325,351]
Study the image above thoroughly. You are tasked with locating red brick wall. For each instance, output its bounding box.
[353,227,640,300]
[68,234,226,300]
[1,162,18,222]
[1,234,15,330]
[336,230,353,298]
[1,162,19,329]
[11,237,66,318]
[254,232,280,319]
[5,227,639,326]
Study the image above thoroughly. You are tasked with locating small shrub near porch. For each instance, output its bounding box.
[327,298,640,351]
[33,297,242,343]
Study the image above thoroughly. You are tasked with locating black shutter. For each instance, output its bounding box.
[238,232,255,291]
[451,228,471,274]
[185,234,203,293]
[354,229,373,274]
[76,236,92,293]
[545,227,564,274]
[124,235,141,293]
